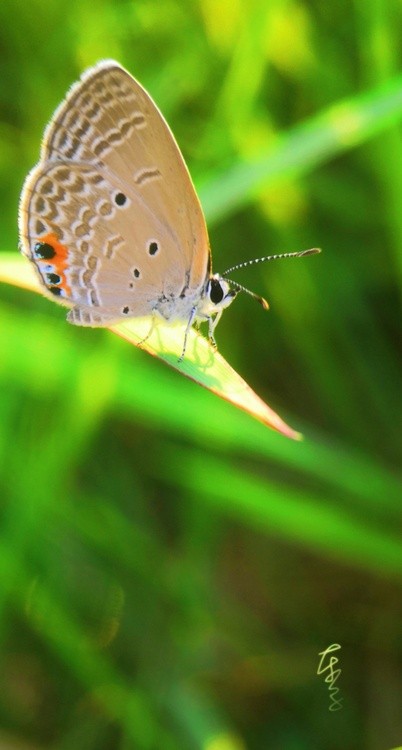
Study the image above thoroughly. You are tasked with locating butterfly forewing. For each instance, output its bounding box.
[19,60,210,325]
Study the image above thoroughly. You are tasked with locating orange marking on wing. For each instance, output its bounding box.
[36,232,72,296]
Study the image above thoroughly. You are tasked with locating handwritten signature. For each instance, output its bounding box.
[317,643,343,711]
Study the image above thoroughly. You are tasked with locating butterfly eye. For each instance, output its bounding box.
[208,278,225,304]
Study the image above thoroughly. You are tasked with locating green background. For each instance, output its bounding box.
[1,1,401,748]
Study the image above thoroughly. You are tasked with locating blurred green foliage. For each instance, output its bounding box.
[1,1,402,748]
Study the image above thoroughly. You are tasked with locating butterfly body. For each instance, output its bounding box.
[19,60,320,353]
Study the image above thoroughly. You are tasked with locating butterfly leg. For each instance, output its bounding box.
[136,315,157,347]
[178,306,197,362]
[207,310,223,350]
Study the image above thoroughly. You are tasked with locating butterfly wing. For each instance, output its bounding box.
[19,60,210,325]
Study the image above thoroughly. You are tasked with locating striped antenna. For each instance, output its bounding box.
[221,278,269,309]
[222,247,321,276]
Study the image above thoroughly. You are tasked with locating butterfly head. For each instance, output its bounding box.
[200,275,238,317]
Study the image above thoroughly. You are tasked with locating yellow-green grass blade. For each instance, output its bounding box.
[0,253,300,439]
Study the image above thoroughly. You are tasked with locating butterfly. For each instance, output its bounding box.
[19,60,320,358]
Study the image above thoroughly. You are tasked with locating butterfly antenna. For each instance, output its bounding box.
[222,247,321,276]
[222,278,270,309]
